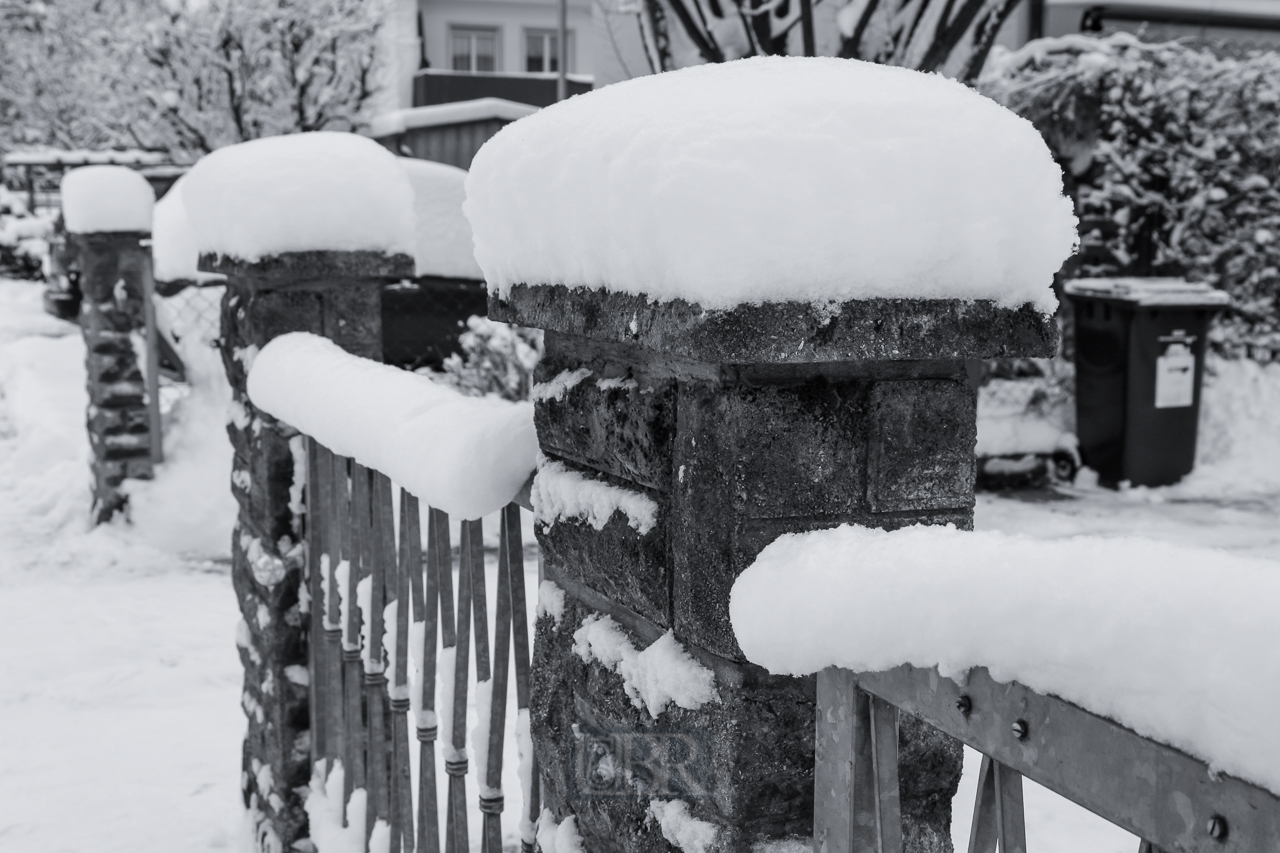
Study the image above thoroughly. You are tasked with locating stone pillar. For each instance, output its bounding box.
[492,286,1057,853]
[75,232,154,523]
[205,250,413,851]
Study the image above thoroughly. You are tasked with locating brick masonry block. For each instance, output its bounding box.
[868,380,976,514]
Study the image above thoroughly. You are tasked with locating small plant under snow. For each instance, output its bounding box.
[572,614,718,717]
[648,799,719,853]
[532,459,658,535]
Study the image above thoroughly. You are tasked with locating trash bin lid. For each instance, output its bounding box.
[1063,277,1230,308]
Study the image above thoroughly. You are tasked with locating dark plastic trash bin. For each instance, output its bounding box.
[1064,278,1229,488]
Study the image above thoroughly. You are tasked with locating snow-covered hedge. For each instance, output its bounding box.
[247,333,537,520]
[981,33,1280,351]
[731,522,1280,797]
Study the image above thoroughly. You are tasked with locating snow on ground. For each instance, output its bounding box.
[466,56,1076,313]
[0,278,242,852]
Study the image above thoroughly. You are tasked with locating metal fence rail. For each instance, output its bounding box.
[306,441,538,853]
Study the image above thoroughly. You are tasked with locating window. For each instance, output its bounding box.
[451,27,499,72]
[525,29,573,73]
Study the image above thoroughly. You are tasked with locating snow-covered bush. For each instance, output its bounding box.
[0,185,52,279]
[981,33,1280,353]
[438,317,543,402]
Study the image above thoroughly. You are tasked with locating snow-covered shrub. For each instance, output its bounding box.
[0,185,53,279]
[438,317,543,402]
[981,33,1280,353]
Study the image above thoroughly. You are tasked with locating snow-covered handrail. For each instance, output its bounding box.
[730,524,1280,853]
[247,332,536,521]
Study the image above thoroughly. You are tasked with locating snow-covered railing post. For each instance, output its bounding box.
[60,166,159,523]
[470,57,1078,852]
[184,133,417,852]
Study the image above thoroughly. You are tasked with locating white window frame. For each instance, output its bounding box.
[449,25,501,73]
[523,27,574,74]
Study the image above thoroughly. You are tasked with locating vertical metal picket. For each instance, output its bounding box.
[505,504,539,853]
[444,517,471,853]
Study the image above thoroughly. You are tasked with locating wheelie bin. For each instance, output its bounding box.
[1063,278,1229,488]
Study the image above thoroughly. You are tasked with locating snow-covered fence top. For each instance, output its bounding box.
[465,56,1078,315]
[60,166,155,234]
[730,523,1280,797]
[182,132,415,264]
[399,158,483,280]
[247,333,536,519]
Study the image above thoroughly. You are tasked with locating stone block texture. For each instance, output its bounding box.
[211,250,410,852]
[75,233,155,523]
[500,287,1054,853]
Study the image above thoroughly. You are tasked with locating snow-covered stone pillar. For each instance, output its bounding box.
[185,133,417,852]
[471,59,1078,853]
[61,167,158,523]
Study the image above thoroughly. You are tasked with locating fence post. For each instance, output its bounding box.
[205,249,413,851]
[491,288,1057,852]
[74,230,157,522]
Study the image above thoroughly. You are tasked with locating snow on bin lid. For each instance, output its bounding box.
[730,523,1280,797]
[465,56,1078,315]
[399,158,484,280]
[1064,277,1231,307]
[181,132,415,263]
[60,165,155,234]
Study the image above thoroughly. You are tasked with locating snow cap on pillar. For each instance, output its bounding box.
[466,55,1078,315]
[60,165,156,234]
[181,131,416,263]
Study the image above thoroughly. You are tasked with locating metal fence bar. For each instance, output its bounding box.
[503,503,538,852]
[389,479,415,853]
[366,471,392,844]
[417,502,442,853]
[306,438,325,775]
[344,462,368,811]
[324,449,346,774]
[444,519,473,853]
[482,508,514,853]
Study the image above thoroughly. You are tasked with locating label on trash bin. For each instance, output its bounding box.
[1155,342,1195,408]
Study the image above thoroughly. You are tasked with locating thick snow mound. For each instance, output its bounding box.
[247,333,536,520]
[60,166,155,234]
[181,132,415,262]
[151,178,222,284]
[731,523,1280,796]
[399,158,483,280]
[466,56,1077,314]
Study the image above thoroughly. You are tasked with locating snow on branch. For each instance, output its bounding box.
[731,522,1280,797]
[247,332,536,520]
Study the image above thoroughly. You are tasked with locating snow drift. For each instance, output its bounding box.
[465,55,1077,314]
[181,132,415,263]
